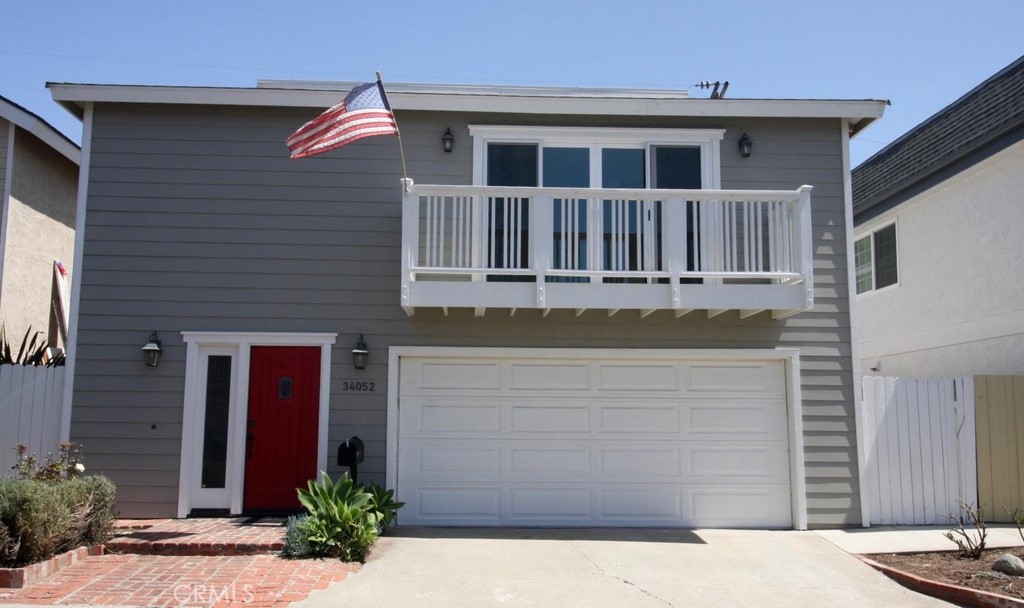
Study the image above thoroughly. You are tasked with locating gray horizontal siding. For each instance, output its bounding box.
[70,103,860,526]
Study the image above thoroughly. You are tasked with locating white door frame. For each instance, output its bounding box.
[387,346,807,530]
[177,331,336,518]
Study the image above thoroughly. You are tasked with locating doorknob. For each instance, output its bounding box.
[246,432,255,459]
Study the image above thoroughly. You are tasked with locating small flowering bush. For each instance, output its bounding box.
[11,443,85,481]
[1,443,115,567]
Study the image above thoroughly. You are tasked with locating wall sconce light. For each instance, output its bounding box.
[738,133,753,158]
[442,128,454,153]
[142,332,163,367]
[352,335,368,370]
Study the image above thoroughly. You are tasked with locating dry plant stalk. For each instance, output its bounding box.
[945,499,987,559]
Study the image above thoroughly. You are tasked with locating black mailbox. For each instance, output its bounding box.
[337,436,365,482]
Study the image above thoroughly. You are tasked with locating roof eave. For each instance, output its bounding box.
[48,83,887,124]
[0,96,81,164]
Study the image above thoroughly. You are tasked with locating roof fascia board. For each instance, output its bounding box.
[48,83,886,125]
[0,99,81,165]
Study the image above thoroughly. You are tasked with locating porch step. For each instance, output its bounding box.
[107,517,285,556]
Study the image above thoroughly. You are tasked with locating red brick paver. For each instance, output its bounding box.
[108,518,287,556]
[0,554,356,607]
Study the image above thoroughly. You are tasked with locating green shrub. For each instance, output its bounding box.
[281,514,314,559]
[58,475,116,546]
[0,475,116,567]
[365,481,404,532]
[0,520,17,564]
[296,472,379,562]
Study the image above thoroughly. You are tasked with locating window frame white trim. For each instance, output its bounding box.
[854,219,900,296]
[177,331,336,518]
[469,126,724,189]
[387,346,807,530]
[187,346,239,510]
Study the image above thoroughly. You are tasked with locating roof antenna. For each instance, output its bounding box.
[695,80,730,99]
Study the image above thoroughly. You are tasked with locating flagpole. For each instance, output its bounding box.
[376,72,409,190]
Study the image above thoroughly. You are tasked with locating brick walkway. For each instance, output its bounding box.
[0,554,355,606]
[0,518,358,607]
[108,518,288,555]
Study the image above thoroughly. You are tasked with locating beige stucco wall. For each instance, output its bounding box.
[0,126,76,347]
[857,138,1024,376]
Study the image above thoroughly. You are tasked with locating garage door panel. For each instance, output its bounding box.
[599,405,680,433]
[599,448,682,477]
[413,445,501,476]
[689,487,792,527]
[689,445,790,479]
[414,487,501,521]
[510,363,590,390]
[686,362,785,393]
[402,360,502,392]
[423,405,500,432]
[409,399,501,433]
[601,488,683,519]
[509,447,591,477]
[510,402,590,433]
[688,403,788,436]
[596,364,680,391]
[508,489,592,519]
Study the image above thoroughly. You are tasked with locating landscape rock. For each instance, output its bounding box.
[991,554,1024,576]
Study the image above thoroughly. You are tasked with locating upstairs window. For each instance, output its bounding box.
[472,127,723,283]
[855,222,898,294]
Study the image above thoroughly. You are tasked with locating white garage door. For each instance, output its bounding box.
[396,354,793,527]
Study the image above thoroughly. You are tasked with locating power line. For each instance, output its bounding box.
[0,49,347,76]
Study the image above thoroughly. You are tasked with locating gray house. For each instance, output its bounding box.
[50,81,885,528]
[853,55,1024,377]
[0,95,79,349]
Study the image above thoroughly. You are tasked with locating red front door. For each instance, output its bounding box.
[243,346,321,511]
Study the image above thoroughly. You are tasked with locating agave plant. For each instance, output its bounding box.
[365,481,405,532]
[296,471,379,562]
[0,325,63,367]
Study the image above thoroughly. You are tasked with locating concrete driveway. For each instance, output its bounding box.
[295,527,955,607]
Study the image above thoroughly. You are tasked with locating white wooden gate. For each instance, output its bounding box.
[862,376,977,525]
[0,366,66,477]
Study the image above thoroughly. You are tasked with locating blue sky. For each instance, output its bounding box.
[2,0,1021,166]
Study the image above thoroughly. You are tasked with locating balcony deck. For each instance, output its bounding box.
[400,180,813,318]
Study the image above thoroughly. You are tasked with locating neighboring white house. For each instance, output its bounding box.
[0,95,79,351]
[853,55,1024,377]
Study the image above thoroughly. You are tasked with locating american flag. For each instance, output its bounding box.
[286,80,399,159]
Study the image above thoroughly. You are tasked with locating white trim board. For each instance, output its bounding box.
[0,98,80,164]
[48,83,887,134]
[843,120,871,528]
[386,346,807,530]
[0,125,14,299]
[176,331,336,518]
[59,103,92,444]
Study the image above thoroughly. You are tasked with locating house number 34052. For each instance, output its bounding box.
[341,381,375,392]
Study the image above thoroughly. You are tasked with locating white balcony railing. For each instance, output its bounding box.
[400,179,813,318]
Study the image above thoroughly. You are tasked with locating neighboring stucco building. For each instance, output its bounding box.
[0,95,79,350]
[853,55,1024,377]
[51,80,885,528]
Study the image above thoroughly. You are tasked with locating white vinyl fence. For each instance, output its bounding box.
[862,376,977,525]
[0,366,65,477]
